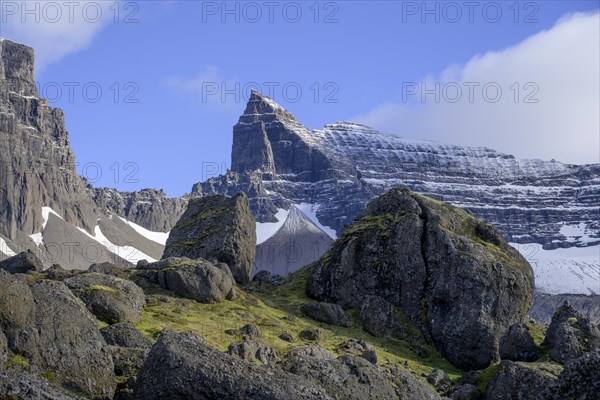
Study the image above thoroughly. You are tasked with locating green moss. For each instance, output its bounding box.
[7,354,29,368]
[40,371,60,385]
[87,285,117,293]
[477,363,499,392]
[525,319,547,346]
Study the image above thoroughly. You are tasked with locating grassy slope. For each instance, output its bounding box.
[134,265,462,382]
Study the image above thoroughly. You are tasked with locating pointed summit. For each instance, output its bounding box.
[241,90,298,123]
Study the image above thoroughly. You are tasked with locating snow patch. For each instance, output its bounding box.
[511,243,600,295]
[256,208,289,244]
[29,207,62,246]
[77,225,157,264]
[117,216,169,246]
[0,236,17,257]
[295,203,337,239]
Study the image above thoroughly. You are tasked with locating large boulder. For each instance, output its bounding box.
[499,323,539,362]
[307,188,535,370]
[142,257,236,303]
[486,361,557,400]
[132,330,332,400]
[545,351,600,400]
[0,250,42,274]
[163,193,256,284]
[301,302,353,327]
[65,272,146,324]
[0,275,115,398]
[101,323,152,350]
[541,301,600,363]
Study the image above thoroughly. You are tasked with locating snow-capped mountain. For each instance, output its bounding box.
[193,91,599,294]
[253,205,334,277]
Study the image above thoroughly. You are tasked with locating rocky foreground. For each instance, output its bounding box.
[0,189,598,399]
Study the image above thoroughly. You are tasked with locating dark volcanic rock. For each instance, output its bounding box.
[384,364,442,400]
[0,275,116,398]
[427,368,451,392]
[359,295,400,338]
[299,328,326,342]
[145,257,236,303]
[451,384,481,400]
[0,367,86,400]
[546,351,600,400]
[101,323,152,349]
[307,188,535,370]
[301,302,352,327]
[499,323,539,362]
[542,301,600,363]
[279,350,397,400]
[486,360,556,400]
[163,193,256,284]
[65,272,146,324]
[0,250,42,274]
[132,330,331,400]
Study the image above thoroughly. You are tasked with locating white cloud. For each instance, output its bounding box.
[1,0,118,71]
[355,11,600,165]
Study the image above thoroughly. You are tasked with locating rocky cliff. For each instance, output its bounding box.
[193,91,599,250]
[0,39,97,240]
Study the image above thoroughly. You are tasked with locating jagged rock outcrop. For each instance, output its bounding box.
[163,193,256,284]
[0,367,87,400]
[65,272,146,324]
[132,330,332,400]
[307,188,535,370]
[541,301,600,363]
[93,188,188,232]
[139,257,236,303]
[254,206,334,277]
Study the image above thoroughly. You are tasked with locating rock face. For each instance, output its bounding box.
[140,257,236,303]
[254,206,334,277]
[307,188,535,370]
[65,272,146,324]
[0,39,97,241]
[132,330,332,400]
[0,271,115,398]
[300,302,353,327]
[0,368,86,400]
[163,193,256,284]
[499,323,539,362]
[359,295,401,338]
[93,188,188,232]
[487,360,557,400]
[0,250,42,274]
[541,301,600,363]
[192,91,599,252]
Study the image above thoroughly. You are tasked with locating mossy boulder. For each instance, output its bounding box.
[163,193,256,284]
[307,188,535,370]
[65,272,146,324]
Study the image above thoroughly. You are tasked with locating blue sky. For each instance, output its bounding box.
[2,1,599,196]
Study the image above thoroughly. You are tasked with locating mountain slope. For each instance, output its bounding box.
[253,205,334,277]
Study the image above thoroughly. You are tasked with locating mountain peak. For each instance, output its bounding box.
[241,90,298,122]
[0,38,38,98]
